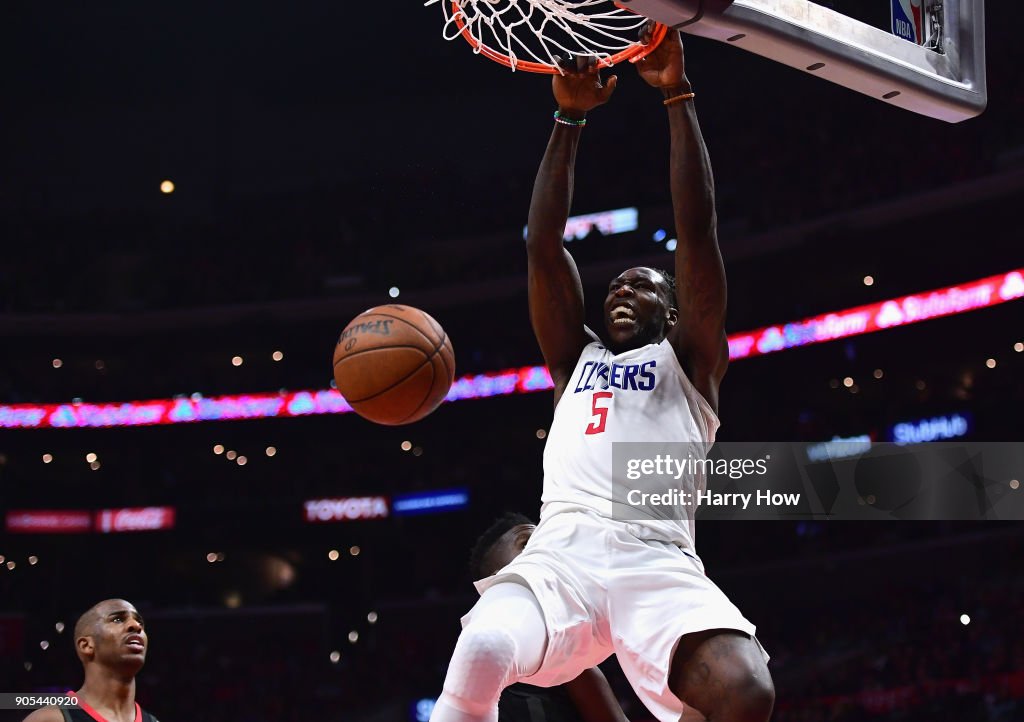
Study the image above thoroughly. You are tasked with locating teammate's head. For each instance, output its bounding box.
[604,267,678,352]
[73,599,147,676]
[468,512,536,579]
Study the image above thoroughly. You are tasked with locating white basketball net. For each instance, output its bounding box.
[425,0,650,71]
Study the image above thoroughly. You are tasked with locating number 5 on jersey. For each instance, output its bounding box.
[585,391,613,435]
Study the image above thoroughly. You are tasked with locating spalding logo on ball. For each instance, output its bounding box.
[333,305,455,425]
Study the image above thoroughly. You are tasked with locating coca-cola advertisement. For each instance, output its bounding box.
[95,506,176,533]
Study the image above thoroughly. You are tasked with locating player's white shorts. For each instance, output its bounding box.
[462,510,769,722]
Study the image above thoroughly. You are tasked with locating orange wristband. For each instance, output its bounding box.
[663,91,696,106]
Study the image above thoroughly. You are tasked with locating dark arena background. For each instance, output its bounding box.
[2,2,1023,721]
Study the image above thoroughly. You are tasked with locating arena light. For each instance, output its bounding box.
[806,435,872,463]
[391,488,469,517]
[303,498,389,523]
[1,269,1021,430]
[727,269,1024,361]
[522,206,638,242]
[890,413,972,445]
[6,511,93,534]
[414,699,437,722]
[95,507,175,533]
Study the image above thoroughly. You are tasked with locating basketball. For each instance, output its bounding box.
[332,305,455,425]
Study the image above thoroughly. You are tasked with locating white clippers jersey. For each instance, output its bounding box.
[540,339,720,551]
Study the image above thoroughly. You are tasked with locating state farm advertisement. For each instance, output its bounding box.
[5,510,93,534]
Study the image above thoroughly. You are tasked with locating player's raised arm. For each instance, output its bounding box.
[637,27,729,414]
[527,56,617,402]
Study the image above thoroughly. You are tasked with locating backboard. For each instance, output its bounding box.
[617,0,986,122]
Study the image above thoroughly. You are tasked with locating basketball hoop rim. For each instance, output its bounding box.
[449,1,669,74]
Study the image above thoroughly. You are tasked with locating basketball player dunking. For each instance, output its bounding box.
[430,28,774,722]
[23,599,160,722]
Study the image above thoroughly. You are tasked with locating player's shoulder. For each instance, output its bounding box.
[21,707,66,722]
[578,334,605,355]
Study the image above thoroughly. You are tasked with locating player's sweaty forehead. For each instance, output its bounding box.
[612,267,664,286]
[77,599,142,636]
[609,268,667,295]
[96,599,140,617]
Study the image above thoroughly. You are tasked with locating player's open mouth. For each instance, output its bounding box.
[610,306,636,325]
[125,636,145,651]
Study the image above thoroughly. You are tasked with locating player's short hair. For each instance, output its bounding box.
[650,267,677,305]
[72,601,106,660]
[73,603,100,641]
[468,512,534,580]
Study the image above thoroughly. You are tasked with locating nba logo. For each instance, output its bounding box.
[891,0,925,45]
